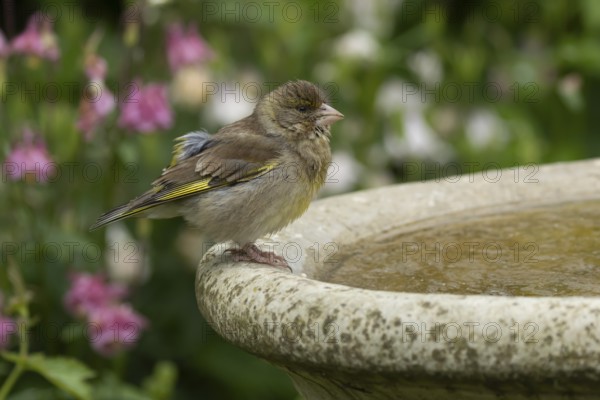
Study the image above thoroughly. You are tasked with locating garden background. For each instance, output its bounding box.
[1,0,599,399]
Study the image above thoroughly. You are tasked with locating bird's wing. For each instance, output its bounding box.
[90,131,283,230]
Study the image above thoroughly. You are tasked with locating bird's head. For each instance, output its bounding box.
[256,80,344,140]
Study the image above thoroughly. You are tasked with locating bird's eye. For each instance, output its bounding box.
[297,105,308,112]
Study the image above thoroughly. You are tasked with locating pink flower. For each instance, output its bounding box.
[87,304,147,357]
[166,22,213,72]
[10,12,60,62]
[76,54,114,140]
[63,273,128,317]
[3,128,54,183]
[0,30,10,58]
[84,54,108,81]
[63,273,147,357]
[0,315,15,350]
[76,82,115,140]
[118,81,173,133]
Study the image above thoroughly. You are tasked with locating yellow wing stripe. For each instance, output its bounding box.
[154,162,277,202]
[237,162,277,182]
[118,204,155,219]
[156,178,217,201]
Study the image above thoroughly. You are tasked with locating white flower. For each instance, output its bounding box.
[465,109,509,150]
[344,0,402,35]
[377,79,454,161]
[334,29,380,61]
[407,50,443,84]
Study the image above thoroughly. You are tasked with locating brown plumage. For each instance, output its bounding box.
[91,80,344,268]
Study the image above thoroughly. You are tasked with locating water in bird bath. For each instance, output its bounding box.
[320,199,600,296]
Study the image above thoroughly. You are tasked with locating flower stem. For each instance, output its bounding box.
[0,357,26,400]
[0,261,31,400]
[0,314,29,400]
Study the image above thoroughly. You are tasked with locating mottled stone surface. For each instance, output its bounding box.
[196,159,600,399]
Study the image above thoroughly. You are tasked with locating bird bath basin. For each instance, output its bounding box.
[196,158,600,399]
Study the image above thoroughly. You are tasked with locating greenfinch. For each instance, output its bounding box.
[91,80,344,268]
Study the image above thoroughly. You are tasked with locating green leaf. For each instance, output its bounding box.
[2,353,95,400]
[0,351,19,363]
[142,361,178,400]
[6,387,64,400]
[94,373,151,400]
[581,0,600,31]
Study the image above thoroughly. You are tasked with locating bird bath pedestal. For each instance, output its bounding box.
[196,158,600,399]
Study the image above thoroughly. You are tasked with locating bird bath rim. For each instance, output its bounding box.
[196,158,600,398]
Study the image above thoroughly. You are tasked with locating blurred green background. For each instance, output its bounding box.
[1,0,599,399]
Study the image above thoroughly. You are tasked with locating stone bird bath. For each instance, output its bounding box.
[196,158,600,399]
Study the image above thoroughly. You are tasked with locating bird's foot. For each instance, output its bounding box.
[228,243,291,271]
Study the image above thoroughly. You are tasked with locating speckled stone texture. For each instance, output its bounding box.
[196,159,600,399]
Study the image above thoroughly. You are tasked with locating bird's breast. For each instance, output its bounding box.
[290,137,332,187]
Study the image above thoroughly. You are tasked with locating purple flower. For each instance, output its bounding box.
[0,29,10,58]
[87,304,147,357]
[63,273,128,318]
[10,12,60,62]
[3,128,54,183]
[76,82,115,140]
[166,22,213,72]
[118,81,173,133]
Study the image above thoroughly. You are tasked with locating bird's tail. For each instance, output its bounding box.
[89,203,147,231]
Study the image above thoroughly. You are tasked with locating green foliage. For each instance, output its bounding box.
[141,361,177,400]
[93,373,151,400]
[1,353,95,400]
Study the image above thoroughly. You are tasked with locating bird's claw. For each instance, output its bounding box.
[227,244,291,272]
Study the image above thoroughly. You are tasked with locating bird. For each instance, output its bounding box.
[90,80,344,269]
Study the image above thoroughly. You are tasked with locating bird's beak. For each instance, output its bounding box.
[316,104,344,127]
